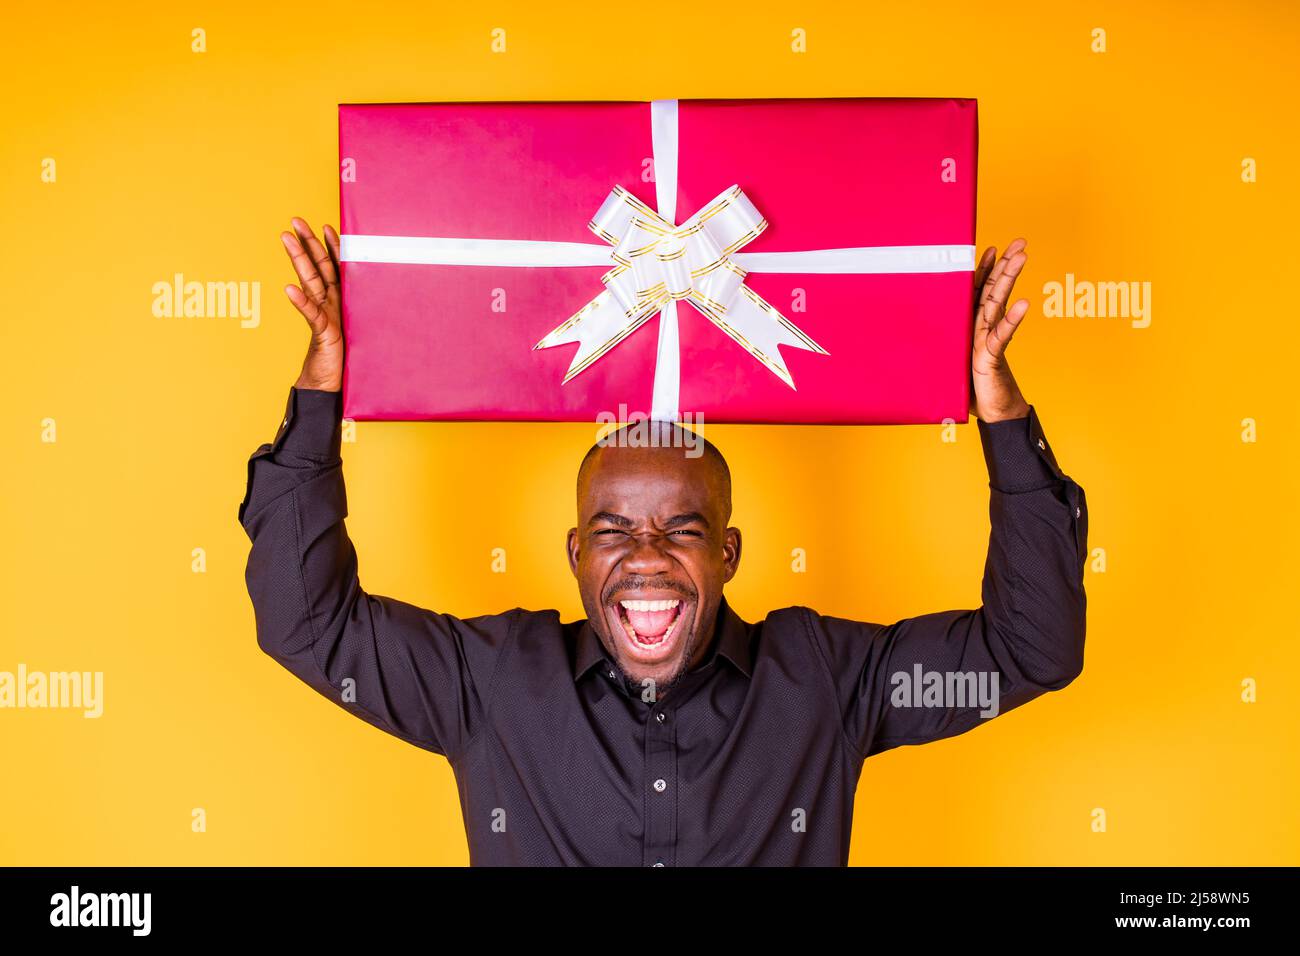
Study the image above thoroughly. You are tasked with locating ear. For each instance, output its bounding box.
[566,527,580,577]
[722,526,742,583]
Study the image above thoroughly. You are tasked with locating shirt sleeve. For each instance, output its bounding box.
[237,386,517,761]
[806,405,1088,759]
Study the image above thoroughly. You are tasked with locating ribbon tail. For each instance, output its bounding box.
[534,289,656,385]
[649,300,681,421]
[689,287,828,390]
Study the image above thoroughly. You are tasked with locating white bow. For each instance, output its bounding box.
[532,183,826,391]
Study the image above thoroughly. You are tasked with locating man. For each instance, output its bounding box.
[239,217,1087,866]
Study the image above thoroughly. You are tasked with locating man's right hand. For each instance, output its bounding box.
[281,217,344,392]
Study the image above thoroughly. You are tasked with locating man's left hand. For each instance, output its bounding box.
[969,238,1032,423]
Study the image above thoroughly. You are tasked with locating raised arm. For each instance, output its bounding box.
[237,217,514,760]
[809,238,1088,758]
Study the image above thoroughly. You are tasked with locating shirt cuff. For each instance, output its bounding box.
[268,386,344,461]
[976,405,1065,493]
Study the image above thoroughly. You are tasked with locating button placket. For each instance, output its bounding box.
[643,699,676,866]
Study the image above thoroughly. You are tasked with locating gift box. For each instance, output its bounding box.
[337,97,978,424]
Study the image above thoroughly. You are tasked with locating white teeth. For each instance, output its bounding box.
[619,599,681,612]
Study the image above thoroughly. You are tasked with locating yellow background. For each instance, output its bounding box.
[2,0,1296,866]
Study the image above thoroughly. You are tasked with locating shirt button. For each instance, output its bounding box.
[652,860,665,867]
[653,778,667,792]
[1037,438,1046,450]
[655,712,666,723]
[608,670,617,680]
[1076,506,1081,518]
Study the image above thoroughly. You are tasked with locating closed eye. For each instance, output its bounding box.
[593,528,701,537]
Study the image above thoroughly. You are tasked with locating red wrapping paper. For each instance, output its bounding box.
[338,97,978,424]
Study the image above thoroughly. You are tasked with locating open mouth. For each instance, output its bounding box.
[610,597,690,661]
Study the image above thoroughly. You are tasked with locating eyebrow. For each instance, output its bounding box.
[587,511,710,530]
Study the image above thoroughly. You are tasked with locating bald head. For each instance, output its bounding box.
[577,420,731,521]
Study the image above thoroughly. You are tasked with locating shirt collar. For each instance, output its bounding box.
[574,594,752,682]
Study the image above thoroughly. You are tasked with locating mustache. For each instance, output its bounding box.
[603,577,696,605]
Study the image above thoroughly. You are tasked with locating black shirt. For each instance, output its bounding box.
[238,387,1088,866]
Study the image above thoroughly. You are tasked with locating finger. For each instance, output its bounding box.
[291,217,338,288]
[294,217,338,287]
[972,246,996,293]
[980,238,1026,308]
[979,252,1006,308]
[283,283,332,337]
[982,249,1027,326]
[970,247,999,352]
[985,298,1029,360]
[323,224,342,276]
[281,230,328,304]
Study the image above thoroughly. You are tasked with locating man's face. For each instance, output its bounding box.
[567,441,740,694]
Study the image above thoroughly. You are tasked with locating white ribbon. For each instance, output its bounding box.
[340,99,976,422]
